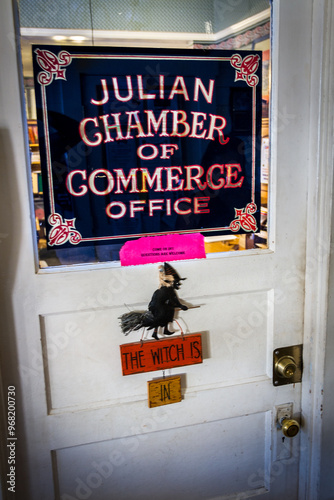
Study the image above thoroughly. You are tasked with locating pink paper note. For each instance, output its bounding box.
[120,233,206,266]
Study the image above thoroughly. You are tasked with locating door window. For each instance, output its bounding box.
[19,0,271,268]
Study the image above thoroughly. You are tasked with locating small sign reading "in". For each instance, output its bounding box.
[147,376,182,408]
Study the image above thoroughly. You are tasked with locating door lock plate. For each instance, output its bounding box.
[273,344,303,386]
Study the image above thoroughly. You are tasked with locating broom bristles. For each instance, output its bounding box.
[119,311,146,335]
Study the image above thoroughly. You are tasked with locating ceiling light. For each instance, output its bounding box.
[52,35,66,41]
[69,36,88,42]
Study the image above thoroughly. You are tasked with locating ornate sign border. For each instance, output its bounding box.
[34,48,261,247]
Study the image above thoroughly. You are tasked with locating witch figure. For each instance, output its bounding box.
[119,263,188,340]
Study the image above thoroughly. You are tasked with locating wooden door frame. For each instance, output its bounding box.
[298,0,334,498]
[0,0,333,499]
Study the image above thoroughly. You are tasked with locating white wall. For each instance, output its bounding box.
[320,183,334,499]
[318,1,334,498]
[0,1,36,498]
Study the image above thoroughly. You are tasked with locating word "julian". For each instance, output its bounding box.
[90,76,216,104]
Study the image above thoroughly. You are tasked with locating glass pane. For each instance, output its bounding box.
[19,0,270,268]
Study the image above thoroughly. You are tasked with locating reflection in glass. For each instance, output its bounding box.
[20,0,270,267]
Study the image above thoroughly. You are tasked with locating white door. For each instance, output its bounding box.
[0,1,331,499]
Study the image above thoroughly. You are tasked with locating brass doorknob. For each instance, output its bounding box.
[275,356,297,379]
[281,418,300,438]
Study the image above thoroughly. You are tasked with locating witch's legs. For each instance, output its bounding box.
[163,325,174,335]
[152,328,159,340]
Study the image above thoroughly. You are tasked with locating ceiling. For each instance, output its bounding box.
[18,0,270,77]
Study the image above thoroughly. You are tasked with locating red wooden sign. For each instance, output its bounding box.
[120,333,202,376]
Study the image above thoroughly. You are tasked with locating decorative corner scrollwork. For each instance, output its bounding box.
[35,49,72,86]
[48,213,82,246]
[229,202,258,232]
[230,54,260,87]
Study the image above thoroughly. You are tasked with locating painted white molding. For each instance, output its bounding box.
[212,8,271,43]
[299,0,334,498]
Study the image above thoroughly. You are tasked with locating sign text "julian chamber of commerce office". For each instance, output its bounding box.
[33,47,262,248]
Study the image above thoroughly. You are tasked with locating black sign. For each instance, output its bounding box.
[33,46,262,248]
